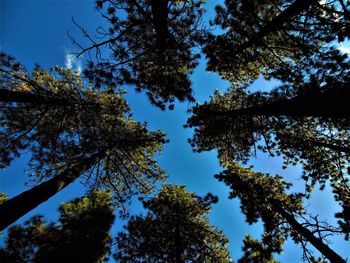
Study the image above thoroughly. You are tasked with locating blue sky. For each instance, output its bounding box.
[1,1,349,262]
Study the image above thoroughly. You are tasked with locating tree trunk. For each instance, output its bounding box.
[231,174,346,262]
[272,201,346,263]
[150,0,170,50]
[174,223,185,263]
[0,152,105,231]
[0,89,71,106]
[207,86,350,119]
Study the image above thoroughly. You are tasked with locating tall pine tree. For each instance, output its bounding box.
[0,53,166,230]
[216,163,345,262]
[204,0,350,86]
[73,0,206,110]
[187,0,350,244]
[0,190,115,262]
[114,184,232,262]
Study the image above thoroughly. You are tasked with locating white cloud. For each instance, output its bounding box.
[338,45,350,55]
[64,51,82,75]
[76,64,82,75]
[65,53,73,69]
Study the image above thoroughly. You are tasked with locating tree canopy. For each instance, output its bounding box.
[1,0,350,261]
[0,190,115,262]
[186,86,350,220]
[0,53,166,230]
[74,0,206,110]
[114,184,232,262]
[204,0,350,86]
[186,1,350,256]
[216,163,345,262]
[238,235,280,263]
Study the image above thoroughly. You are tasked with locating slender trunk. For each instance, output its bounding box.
[174,223,185,263]
[232,174,346,262]
[150,0,170,50]
[0,89,71,106]
[0,152,105,231]
[207,87,350,119]
[272,202,346,262]
[235,0,316,54]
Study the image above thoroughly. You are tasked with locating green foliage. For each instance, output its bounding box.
[216,163,344,262]
[333,183,350,240]
[114,184,232,262]
[0,190,115,262]
[204,0,350,86]
[187,84,350,237]
[2,1,350,261]
[187,85,350,183]
[0,52,128,169]
[238,235,280,263]
[187,1,350,209]
[0,53,167,214]
[216,163,301,255]
[76,0,205,110]
[0,193,8,205]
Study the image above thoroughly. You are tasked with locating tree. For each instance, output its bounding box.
[0,190,115,262]
[114,184,232,262]
[238,235,280,263]
[216,163,345,262]
[72,0,205,110]
[204,0,350,86]
[2,1,350,261]
[186,0,350,242]
[0,54,166,230]
[0,53,95,168]
[186,85,350,239]
[186,84,350,179]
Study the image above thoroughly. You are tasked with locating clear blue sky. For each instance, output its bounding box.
[0,1,348,262]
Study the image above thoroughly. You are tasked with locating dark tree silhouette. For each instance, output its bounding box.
[72,0,205,110]
[238,235,279,263]
[187,84,350,238]
[2,1,350,261]
[0,54,166,230]
[114,184,232,262]
[204,0,350,86]
[186,0,350,234]
[0,190,115,262]
[0,53,105,168]
[189,83,350,120]
[186,0,350,255]
[216,163,345,262]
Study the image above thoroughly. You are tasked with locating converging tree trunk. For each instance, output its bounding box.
[205,87,350,119]
[271,200,346,263]
[231,172,346,263]
[175,223,185,263]
[0,151,105,231]
[0,89,72,106]
[219,168,347,263]
[150,0,170,50]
